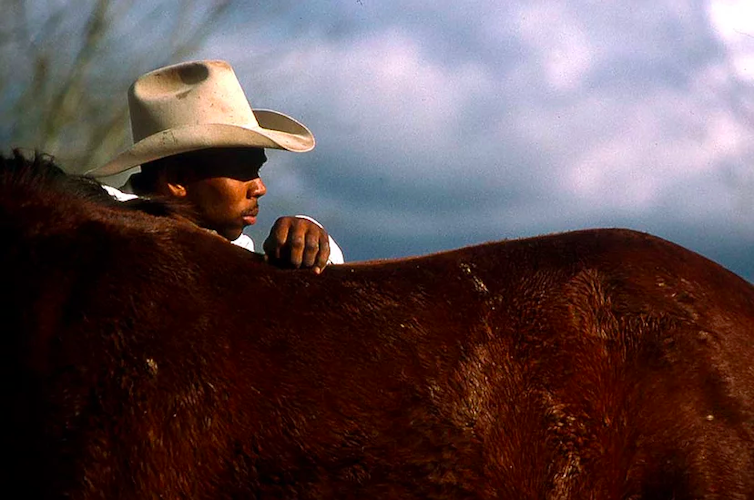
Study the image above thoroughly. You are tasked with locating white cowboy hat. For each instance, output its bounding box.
[86,59,315,177]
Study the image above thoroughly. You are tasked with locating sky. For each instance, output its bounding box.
[186,2,752,281]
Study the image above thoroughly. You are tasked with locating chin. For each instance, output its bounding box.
[214,226,243,241]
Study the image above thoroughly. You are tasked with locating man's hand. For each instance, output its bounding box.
[263,216,331,273]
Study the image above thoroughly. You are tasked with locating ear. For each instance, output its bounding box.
[166,181,188,198]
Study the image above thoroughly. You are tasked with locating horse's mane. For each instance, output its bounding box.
[0,149,118,204]
[0,149,199,222]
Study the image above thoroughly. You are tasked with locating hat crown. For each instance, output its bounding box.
[128,60,259,142]
[86,59,314,178]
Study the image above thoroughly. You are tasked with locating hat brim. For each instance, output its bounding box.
[86,109,314,177]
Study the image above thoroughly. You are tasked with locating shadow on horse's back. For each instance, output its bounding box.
[2,150,754,499]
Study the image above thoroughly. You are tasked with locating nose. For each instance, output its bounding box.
[247,177,266,199]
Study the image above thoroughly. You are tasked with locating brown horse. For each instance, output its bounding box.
[2,151,754,499]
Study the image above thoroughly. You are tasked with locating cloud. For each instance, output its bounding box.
[709,0,754,81]
[204,0,754,280]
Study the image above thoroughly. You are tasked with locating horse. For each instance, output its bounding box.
[2,150,754,499]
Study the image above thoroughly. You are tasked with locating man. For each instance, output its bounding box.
[86,59,343,273]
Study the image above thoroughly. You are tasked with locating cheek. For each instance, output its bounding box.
[189,180,246,221]
[219,182,249,214]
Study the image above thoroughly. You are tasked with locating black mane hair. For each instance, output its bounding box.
[0,149,198,221]
[0,149,120,206]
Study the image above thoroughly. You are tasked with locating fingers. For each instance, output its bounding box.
[300,231,321,269]
[262,219,289,261]
[314,233,330,274]
[263,217,331,273]
[286,227,307,269]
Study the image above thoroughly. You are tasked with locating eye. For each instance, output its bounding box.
[226,164,260,182]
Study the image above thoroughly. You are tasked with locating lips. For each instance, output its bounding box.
[242,207,259,226]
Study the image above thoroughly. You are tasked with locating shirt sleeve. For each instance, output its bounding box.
[102,184,138,201]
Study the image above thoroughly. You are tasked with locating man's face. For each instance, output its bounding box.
[177,148,268,241]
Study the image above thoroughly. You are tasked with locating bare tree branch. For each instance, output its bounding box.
[0,0,239,174]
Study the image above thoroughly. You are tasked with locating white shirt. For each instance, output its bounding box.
[102,185,344,264]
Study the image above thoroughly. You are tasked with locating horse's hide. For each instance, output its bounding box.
[1,152,754,499]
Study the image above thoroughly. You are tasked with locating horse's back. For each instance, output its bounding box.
[2,152,754,498]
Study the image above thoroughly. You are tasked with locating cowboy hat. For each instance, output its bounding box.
[86,59,315,177]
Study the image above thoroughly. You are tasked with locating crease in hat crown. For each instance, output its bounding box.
[87,59,314,178]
